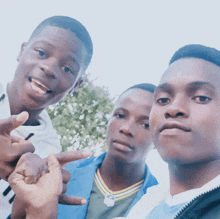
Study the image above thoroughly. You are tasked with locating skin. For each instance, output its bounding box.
[0,112,34,180]
[9,154,62,219]
[150,58,220,195]
[10,88,154,218]
[9,150,91,219]
[7,25,87,125]
[101,88,154,191]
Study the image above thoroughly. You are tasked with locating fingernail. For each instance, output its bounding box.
[16,111,29,123]
[81,199,87,205]
[82,151,91,157]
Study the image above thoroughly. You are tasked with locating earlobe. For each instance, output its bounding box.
[17,42,27,61]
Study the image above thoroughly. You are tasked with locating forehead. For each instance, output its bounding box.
[159,58,220,93]
[28,26,87,62]
[115,89,153,111]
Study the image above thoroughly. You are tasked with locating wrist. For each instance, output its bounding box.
[26,198,58,219]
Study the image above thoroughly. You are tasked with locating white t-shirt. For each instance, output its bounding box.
[0,83,61,219]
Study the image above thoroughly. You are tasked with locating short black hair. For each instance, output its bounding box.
[169,44,220,67]
[120,83,156,97]
[30,16,93,69]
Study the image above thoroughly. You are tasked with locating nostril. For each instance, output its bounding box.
[176,112,184,117]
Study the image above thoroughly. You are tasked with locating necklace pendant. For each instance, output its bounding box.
[104,193,115,207]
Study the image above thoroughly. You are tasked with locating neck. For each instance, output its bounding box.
[169,159,220,196]
[99,153,146,191]
[7,82,43,126]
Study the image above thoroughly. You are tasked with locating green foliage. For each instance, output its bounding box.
[47,76,114,155]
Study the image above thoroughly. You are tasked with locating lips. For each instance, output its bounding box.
[112,139,133,151]
[28,77,52,94]
[160,123,191,132]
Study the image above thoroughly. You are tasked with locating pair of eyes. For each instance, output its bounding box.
[157,96,211,105]
[36,49,75,74]
[114,113,149,129]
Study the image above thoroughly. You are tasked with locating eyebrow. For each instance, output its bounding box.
[156,81,216,93]
[114,107,149,120]
[155,83,173,93]
[187,81,216,90]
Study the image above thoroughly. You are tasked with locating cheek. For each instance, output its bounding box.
[193,106,220,134]
[106,120,115,142]
[150,106,163,132]
[57,75,75,92]
[137,130,153,148]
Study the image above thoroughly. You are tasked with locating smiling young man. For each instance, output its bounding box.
[120,44,220,219]
[0,15,93,218]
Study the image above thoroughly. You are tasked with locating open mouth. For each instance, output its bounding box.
[28,77,52,94]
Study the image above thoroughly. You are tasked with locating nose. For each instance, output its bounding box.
[119,120,135,138]
[165,96,189,119]
[39,58,57,79]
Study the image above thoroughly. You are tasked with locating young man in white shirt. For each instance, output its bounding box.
[122,44,220,219]
[0,15,93,218]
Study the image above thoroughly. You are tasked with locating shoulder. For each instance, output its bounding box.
[177,186,220,219]
[126,183,168,219]
[65,152,106,172]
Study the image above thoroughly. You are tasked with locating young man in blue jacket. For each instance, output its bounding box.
[8,83,158,219]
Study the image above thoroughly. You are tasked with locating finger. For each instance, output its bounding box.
[10,140,35,164]
[8,168,26,193]
[13,153,48,184]
[0,112,29,134]
[0,166,14,181]
[58,194,87,205]
[55,150,91,167]
[62,183,67,194]
[61,169,71,184]
[46,154,63,196]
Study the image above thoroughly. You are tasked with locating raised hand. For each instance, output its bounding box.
[9,150,91,219]
[9,154,62,219]
[0,112,35,180]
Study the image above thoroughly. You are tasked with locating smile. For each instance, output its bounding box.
[28,77,52,94]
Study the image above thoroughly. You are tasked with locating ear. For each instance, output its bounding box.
[69,77,84,94]
[17,42,27,61]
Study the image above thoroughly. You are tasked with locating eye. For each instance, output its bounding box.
[115,113,124,119]
[36,49,46,57]
[157,98,170,105]
[193,96,211,104]
[64,66,74,74]
[142,123,149,129]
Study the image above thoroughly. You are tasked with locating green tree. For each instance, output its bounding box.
[47,76,114,155]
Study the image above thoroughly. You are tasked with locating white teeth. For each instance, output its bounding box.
[30,79,49,94]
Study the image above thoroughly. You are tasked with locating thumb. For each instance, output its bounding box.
[47,154,63,195]
[0,111,29,134]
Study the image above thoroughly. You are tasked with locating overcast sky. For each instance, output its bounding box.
[1,0,219,182]
[1,0,220,99]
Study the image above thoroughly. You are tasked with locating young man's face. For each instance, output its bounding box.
[106,89,153,163]
[13,25,87,110]
[150,58,220,165]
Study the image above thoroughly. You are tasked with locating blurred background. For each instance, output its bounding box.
[1,0,219,183]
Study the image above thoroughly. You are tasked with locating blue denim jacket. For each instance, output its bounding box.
[58,152,158,219]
